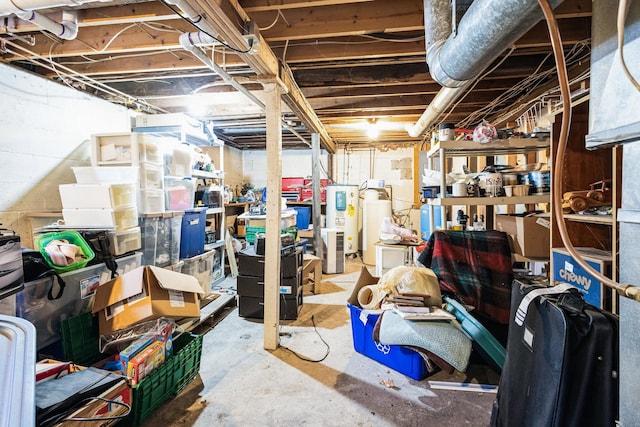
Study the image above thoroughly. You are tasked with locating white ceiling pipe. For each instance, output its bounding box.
[16,9,77,39]
[165,0,221,40]
[0,0,103,16]
[407,83,472,137]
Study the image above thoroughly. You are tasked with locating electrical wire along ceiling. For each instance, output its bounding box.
[0,0,593,150]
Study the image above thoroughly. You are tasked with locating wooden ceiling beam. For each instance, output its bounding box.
[251,0,423,41]
[240,0,374,13]
[270,37,425,65]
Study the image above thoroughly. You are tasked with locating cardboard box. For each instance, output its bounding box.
[119,320,173,374]
[126,340,166,385]
[495,213,551,259]
[93,266,204,335]
[552,247,612,309]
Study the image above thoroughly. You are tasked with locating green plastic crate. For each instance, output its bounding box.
[122,332,203,427]
[35,230,95,273]
[245,226,265,243]
[60,312,102,366]
[246,226,298,244]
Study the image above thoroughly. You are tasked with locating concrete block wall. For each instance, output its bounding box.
[242,149,330,189]
[0,63,131,246]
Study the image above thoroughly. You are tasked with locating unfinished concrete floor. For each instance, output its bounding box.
[141,256,500,427]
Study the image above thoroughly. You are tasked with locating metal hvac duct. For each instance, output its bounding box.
[408,0,565,137]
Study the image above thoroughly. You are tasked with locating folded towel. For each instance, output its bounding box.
[375,309,472,372]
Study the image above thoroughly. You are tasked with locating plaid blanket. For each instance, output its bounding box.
[417,230,513,324]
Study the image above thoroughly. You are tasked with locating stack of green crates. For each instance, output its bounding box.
[60,312,103,366]
[61,313,204,427]
[122,332,203,427]
[245,226,298,244]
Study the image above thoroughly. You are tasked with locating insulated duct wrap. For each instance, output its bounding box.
[426,0,565,88]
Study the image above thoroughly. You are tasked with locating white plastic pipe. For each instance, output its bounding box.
[16,9,77,39]
[164,0,201,21]
[0,0,101,16]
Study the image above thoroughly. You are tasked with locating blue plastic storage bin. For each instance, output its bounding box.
[292,206,311,230]
[180,209,207,259]
[348,303,430,380]
[420,204,443,241]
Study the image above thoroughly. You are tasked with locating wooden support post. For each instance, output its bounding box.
[312,133,323,265]
[263,82,282,350]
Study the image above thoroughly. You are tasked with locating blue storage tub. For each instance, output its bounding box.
[348,303,430,380]
[180,209,207,259]
[292,206,311,230]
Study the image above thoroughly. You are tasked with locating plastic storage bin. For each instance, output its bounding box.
[240,210,297,229]
[292,206,311,230]
[93,133,135,163]
[72,166,139,184]
[245,225,297,244]
[139,162,164,190]
[107,227,141,256]
[138,189,165,213]
[181,249,214,294]
[348,304,430,380]
[113,251,143,278]
[122,332,203,427]
[140,212,183,267]
[180,209,207,259]
[165,144,193,177]
[138,137,163,164]
[35,230,95,273]
[17,263,107,350]
[164,177,196,210]
[62,205,138,231]
[59,183,136,209]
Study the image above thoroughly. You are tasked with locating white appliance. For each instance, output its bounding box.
[326,184,359,255]
[362,189,392,265]
[321,228,344,274]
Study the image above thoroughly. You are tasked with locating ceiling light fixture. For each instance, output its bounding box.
[367,118,380,140]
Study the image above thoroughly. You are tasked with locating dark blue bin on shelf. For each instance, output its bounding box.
[292,206,311,230]
[180,208,207,259]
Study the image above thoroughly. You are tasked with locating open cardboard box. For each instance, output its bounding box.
[93,266,204,335]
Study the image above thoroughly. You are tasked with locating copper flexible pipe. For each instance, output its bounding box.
[538,0,640,300]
